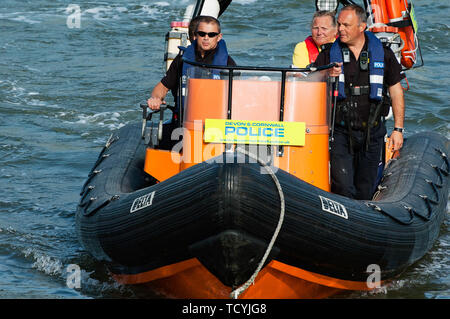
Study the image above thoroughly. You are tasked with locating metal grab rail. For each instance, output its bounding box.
[179,60,338,155]
[180,59,337,123]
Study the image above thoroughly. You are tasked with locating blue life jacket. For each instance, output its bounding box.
[177,39,229,113]
[330,31,384,101]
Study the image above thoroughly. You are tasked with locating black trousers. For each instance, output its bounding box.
[330,122,386,200]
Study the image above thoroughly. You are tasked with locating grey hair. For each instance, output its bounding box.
[311,10,337,28]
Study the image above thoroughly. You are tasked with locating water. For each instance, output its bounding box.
[0,0,448,299]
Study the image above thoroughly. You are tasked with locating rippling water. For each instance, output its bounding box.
[0,0,448,299]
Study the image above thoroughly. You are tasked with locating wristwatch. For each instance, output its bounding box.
[393,127,404,133]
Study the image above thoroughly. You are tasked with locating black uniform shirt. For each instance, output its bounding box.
[161,46,236,99]
[314,34,405,122]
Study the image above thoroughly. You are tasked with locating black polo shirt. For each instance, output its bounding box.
[161,46,236,99]
[314,34,404,122]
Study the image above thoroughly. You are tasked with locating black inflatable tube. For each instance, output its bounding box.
[76,123,449,286]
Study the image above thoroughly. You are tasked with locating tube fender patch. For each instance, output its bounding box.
[130,191,155,213]
[319,195,348,219]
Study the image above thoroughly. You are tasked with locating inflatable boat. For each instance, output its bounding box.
[76,60,449,298]
[76,0,448,299]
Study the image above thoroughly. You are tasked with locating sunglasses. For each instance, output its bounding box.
[195,31,220,38]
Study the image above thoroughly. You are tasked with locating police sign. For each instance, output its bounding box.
[204,119,306,146]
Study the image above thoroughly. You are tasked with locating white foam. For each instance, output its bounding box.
[1,80,31,100]
[9,15,41,24]
[20,248,130,295]
[27,98,59,109]
[84,7,111,15]
[61,3,173,22]
[33,255,64,276]
[75,117,87,125]
[23,248,63,276]
[115,7,128,13]
[72,111,128,131]
[83,6,119,21]
[28,99,48,106]
[141,5,158,16]
[154,2,171,7]
[79,270,130,296]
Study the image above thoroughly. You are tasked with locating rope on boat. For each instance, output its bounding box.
[230,147,285,299]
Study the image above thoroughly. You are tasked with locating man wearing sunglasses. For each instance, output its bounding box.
[147,16,236,117]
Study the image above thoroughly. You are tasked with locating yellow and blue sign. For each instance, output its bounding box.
[204,119,306,146]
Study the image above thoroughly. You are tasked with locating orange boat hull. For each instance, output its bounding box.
[112,258,374,299]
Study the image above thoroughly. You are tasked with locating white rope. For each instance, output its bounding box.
[230,147,285,299]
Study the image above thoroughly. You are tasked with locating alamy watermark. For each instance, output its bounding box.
[66,4,81,29]
[66,264,81,289]
[366,264,381,289]
[147,120,281,175]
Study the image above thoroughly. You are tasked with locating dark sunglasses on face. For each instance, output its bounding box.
[195,31,220,38]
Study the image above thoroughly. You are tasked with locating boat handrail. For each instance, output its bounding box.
[180,59,337,118]
[182,58,337,73]
[178,60,337,155]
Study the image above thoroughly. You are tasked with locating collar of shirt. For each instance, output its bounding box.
[195,46,218,64]
[345,33,369,62]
